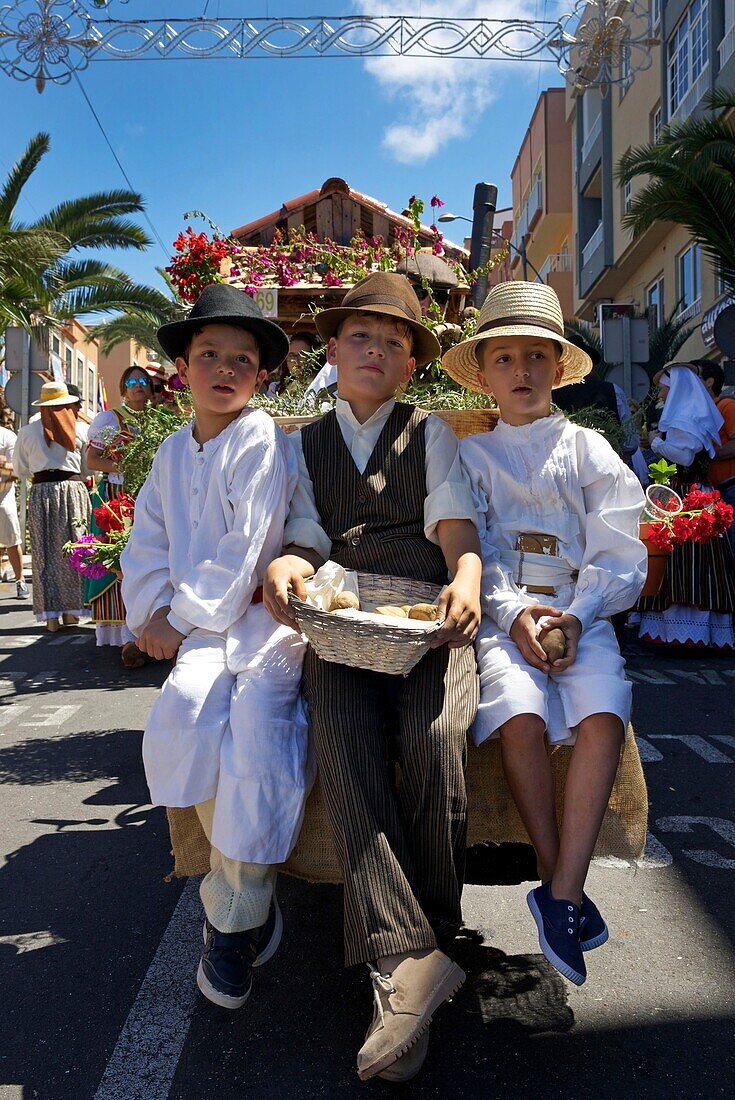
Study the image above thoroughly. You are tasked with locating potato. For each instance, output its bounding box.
[373,605,408,617]
[401,605,412,614]
[540,627,566,663]
[329,591,360,612]
[408,603,439,621]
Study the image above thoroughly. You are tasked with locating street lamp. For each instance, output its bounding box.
[437,212,543,283]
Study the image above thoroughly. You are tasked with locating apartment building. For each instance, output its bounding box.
[509,88,573,316]
[567,0,735,360]
[50,318,101,424]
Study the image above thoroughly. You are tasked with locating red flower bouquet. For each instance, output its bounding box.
[644,486,733,552]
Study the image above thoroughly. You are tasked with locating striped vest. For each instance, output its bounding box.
[301,403,448,585]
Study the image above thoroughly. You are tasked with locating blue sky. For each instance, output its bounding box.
[1,1,566,295]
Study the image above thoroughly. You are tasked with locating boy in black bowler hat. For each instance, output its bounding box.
[121,284,312,1012]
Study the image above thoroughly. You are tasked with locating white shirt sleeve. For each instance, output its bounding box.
[282,430,333,562]
[120,455,175,636]
[11,429,31,479]
[566,431,647,630]
[167,432,297,636]
[461,446,527,635]
[423,416,479,543]
[651,428,699,467]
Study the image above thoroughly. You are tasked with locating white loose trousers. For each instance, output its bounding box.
[143,602,312,864]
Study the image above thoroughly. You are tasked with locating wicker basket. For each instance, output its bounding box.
[427,408,499,439]
[290,572,443,676]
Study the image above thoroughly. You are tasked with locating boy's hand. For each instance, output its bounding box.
[509,605,564,672]
[137,611,185,661]
[432,578,481,649]
[263,556,310,628]
[538,613,582,671]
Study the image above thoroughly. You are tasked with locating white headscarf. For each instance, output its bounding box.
[658,366,724,459]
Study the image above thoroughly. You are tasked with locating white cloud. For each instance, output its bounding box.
[357,1,566,162]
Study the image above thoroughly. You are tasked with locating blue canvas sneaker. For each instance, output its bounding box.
[527,882,586,986]
[197,897,282,1009]
[580,893,609,952]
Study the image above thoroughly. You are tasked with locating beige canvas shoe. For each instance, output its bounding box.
[356,950,464,1081]
[362,1000,431,1082]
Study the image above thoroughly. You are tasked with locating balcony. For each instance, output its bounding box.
[581,113,602,162]
[537,253,572,281]
[582,223,603,268]
[677,297,701,322]
[511,175,543,259]
[719,26,735,69]
[670,66,709,122]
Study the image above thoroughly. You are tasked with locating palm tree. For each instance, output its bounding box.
[91,274,186,364]
[617,89,735,289]
[0,132,154,335]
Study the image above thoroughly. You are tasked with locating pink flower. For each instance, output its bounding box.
[430,195,445,208]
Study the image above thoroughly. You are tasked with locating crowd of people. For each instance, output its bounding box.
[1,273,733,1084]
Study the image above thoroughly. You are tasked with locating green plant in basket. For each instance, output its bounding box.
[648,458,677,486]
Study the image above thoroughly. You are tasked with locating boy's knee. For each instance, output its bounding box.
[499,713,546,744]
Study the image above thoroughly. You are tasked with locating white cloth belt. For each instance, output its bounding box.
[500,549,577,592]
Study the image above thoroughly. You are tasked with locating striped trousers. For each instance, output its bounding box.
[302,644,479,967]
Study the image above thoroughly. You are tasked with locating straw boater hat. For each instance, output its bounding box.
[157,283,289,373]
[31,381,79,408]
[442,281,592,393]
[315,271,441,368]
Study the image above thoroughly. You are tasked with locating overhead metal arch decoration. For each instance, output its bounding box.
[0,1,657,94]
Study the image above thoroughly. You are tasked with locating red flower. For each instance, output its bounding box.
[430,195,445,208]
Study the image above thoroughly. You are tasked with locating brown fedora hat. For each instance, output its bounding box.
[315,272,441,367]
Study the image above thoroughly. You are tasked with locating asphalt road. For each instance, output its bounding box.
[1,592,734,1100]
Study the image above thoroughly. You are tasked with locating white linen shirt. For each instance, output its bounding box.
[284,397,477,560]
[12,418,85,477]
[0,426,17,502]
[460,413,647,635]
[121,408,298,642]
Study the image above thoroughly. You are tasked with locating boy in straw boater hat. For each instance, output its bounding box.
[263,271,482,1082]
[120,284,312,1011]
[444,281,647,987]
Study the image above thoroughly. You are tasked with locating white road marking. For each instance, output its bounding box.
[649,734,734,763]
[20,704,81,727]
[94,877,202,1100]
[635,736,664,762]
[713,735,735,752]
[0,636,38,648]
[0,930,68,953]
[0,705,31,727]
[656,816,735,870]
[627,668,675,684]
[593,830,674,870]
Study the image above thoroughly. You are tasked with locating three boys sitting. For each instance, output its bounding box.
[123,273,645,1082]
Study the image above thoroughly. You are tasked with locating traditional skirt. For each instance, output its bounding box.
[639,520,735,650]
[28,479,90,620]
[84,480,134,647]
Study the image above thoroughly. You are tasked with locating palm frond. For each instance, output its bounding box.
[0,133,50,226]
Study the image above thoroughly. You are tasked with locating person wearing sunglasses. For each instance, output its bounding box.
[86,366,153,667]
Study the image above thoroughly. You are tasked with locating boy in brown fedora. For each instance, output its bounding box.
[264,271,481,1082]
[443,281,646,988]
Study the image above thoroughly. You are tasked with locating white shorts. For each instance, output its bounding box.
[142,602,312,863]
[473,613,632,746]
[0,490,21,548]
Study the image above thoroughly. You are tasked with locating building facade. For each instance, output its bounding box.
[565,0,735,361]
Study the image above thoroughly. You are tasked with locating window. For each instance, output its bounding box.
[88,365,96,411]
[51,334,60,355]
[668,0,709,116]
[647,276,665,331]
[622,155,633,213]
[652,0,661,29]
[620,45,632,97]
[650,103,662,143]
[678,243,702,315]
[64,346,72,382]
[76,354,85,395]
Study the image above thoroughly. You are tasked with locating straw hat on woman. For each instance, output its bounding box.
[11,382,91,631]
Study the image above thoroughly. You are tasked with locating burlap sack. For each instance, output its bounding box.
[166,724,647,880]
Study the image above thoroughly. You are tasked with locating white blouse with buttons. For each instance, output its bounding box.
[460,413,647,634]
[121,408,298,640]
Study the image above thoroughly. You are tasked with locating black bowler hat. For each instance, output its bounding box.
[157,283,289,373]
[565,330,601,368]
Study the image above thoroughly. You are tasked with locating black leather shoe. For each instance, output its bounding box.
[196,899,282,1009]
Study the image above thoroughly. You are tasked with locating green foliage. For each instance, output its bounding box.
[617,89,735,289]
[119,399,192,497]
[648,458,677,485]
